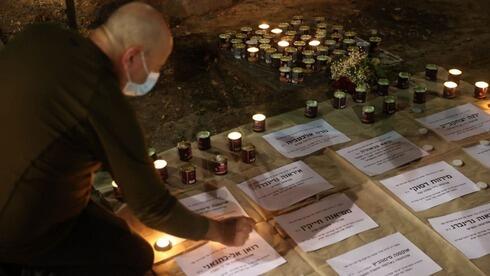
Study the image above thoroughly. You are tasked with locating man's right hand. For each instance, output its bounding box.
[204,216,255,247]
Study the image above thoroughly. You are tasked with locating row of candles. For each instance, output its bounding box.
[218,16,382,84]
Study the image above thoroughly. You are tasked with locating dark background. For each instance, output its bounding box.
[1,0,489,152]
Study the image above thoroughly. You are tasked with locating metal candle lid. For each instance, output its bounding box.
[303,58,315,64]
[285,47,298,53]
[363,105,375,113]
[271,52,283,59]
[316,55,329,61]
[384,95,396,103]
[306,100,318,107]
[369,36,382,43]
[278,23,290,29]
[197,131,210,138]
[399,72,410,78]
[293,40,306,47]
[414,86,427,93]
[302,50,315,56]
[356,84,367,92]
[292,67,304,73]
[279,66,292,72]
[325,39,336,46]
[334,91,346,98]
[259,43,271,50]
[240,26,253,32]
[425,64,438,70]
[378,78,390,85]
[218,33,230,39]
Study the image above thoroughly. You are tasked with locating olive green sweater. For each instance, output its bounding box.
[0,24,208,262]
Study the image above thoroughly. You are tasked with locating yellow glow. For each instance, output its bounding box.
[448,69,462,75]
[277,40,289,47]
[155,237,172,251]
[271,28,282,34]
[111,181,118,188]
[308,40,321,47]
[154,159,167,169]
[444,81,458,89]
[227,132,242,140]
[252,114,266,121]
[475,81,489,89]
[247,47,259,53]
[258,23,270,30]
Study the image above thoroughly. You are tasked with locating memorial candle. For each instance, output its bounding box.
[277,40,289,53]
[425,64,438,81]
[474,81,488,99]
[258,23,270,32]
[448,69,462,85]
[196,131,211,150]
[304,100,318,118]
[308,39,321,51]
[111,181,123,200]
[443,81,458,99]
[270,28,283,42]
[155,237,172,251]
[247,47,259,62]
[154,159,168,181]
[252,114,266,132]
[227,132,242,152]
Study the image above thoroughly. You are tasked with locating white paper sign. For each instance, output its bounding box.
[238,161,334,211]
[275,193,378,252]
[176,230,286,276]
[416,103,490,141]
[179,187,247,220]
[263,119,350,158]
[428,203,490,259]
[327,232,442,276]
[336,131,428,176]
[380,161,479,212]
[463,144,490,168]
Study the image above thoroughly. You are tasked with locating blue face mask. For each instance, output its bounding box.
[123,52,160,97]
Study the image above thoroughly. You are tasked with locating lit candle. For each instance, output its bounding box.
[443,81,458,99]
[111,181,123,200]
[448,69,462,85]
[247,47,259,62]
[252,114,266,132]
[154,237,172,251]
[474,81,488,99]
[308,39,321,51]
[154,159,168,181]
[258,23,270,32]
[227,132,242,152]
[271,28,283,35]
[277,40,289,53]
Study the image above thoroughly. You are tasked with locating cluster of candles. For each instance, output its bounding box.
[437,68,488,100]
[110,115,266,189]
[218,15,382,84]
[298,64,488,125]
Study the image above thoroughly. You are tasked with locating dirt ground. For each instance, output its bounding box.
[1,0,489,152]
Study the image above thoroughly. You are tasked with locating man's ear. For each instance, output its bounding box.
[121,46,144,71]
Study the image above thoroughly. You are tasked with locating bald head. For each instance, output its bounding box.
[103,2,171,55]
[91,2,173,89]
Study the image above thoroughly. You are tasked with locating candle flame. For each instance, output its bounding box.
[252,114,266,121]
[475,81,489,89]
[448,69,462,75]
[444,81,458,89]
[271,28,282,34]
[278,40,289,47]
[154,159,167,169]
[258,23,270,30]
[227,132,242,140]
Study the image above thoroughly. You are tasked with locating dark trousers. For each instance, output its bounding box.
[0,202,154,276]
